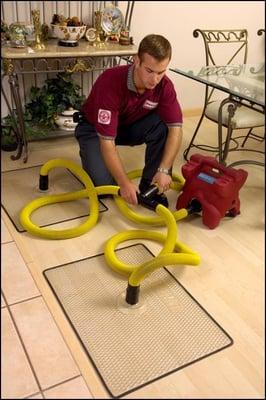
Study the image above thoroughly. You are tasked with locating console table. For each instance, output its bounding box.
[1,39,137,162]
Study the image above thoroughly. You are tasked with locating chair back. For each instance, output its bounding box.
[194,29,248,66]
[193,29,248,104]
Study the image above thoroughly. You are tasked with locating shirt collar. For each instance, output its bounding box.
[127,65,138,93]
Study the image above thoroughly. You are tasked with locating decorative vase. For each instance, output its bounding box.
[9,22,27,47]
[55,108,79,131]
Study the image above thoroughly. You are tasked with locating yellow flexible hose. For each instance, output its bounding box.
[19,161,187,238]
[20,159,100,239]
[104,204,200,286]
[19,159,200,296]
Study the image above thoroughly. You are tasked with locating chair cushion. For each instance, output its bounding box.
[205,101,265,128]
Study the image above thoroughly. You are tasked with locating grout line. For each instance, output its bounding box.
[2,293,43,308]
[1,290,44,395]
[24,390,44,399]
[41,374,82,393]
[1,289,93,397]
[2,234,92,396]
[1,239,14,245]
[1,290,91,398]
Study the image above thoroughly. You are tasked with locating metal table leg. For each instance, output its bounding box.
[8,73,28,162]
[217,96,240,165]
[2,59,28,162]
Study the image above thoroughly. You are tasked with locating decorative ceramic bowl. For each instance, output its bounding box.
[51,24,86,43]
[55,108,79,131]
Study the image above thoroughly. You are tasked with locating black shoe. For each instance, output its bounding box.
[139,178,152,194]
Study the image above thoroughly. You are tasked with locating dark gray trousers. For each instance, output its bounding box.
[75,113,168,192]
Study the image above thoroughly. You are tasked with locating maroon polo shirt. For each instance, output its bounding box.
[81,64,183,139]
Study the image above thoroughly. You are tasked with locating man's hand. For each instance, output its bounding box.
[152,171,172,193]
[152,126,182,192]
[119,179,139,205]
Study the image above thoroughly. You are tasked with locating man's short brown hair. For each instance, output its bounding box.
[138,34,172,62]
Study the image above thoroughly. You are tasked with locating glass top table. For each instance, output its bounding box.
[170,63,265,107]
[169,63,265,167]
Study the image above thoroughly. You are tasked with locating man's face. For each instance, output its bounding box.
[134,53,170,90]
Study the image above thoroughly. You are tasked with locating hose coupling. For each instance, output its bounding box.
[125,283,140,305]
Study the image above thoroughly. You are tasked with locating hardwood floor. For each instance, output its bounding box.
[1,117,265,399]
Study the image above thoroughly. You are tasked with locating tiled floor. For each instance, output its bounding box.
[1,120,264,399]
[1,217,93,399]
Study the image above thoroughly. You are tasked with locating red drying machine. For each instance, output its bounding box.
[176,154,248,229]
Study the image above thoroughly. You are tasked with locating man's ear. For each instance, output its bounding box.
[133,54,140,66]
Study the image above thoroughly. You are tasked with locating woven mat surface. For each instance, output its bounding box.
[44,244,233,398]
[1,166,107,232]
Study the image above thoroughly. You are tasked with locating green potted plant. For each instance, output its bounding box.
[1,72,85,149]
[1,111,50,151]
[1,114,18,151]
[24,71,85,129]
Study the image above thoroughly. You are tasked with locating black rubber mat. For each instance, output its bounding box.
[1,165,107,232]
[43,244,233,398]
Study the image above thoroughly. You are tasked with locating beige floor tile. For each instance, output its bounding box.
[11,296,81,389]
[43,376,93,398]
[1,217,13,243]
[1,137,80,173]
[1,242,40,304]
[1,308,39,399]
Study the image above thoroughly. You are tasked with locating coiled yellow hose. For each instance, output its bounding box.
[20,159,101,239]
[19,159,200,302]
[104,204,200,287]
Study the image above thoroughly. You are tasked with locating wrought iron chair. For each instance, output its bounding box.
[183,29,265,162]
[241,28,265,148]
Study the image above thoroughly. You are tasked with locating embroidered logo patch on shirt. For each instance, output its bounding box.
[143,100,159,110]
[98,109,111,124]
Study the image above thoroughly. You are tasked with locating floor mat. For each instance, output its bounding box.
[43,244,233,398]
[1,165,107,232]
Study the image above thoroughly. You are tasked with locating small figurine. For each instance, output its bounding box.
[41,23,49,41]
[119,28,130,45]
[31,9,45,49]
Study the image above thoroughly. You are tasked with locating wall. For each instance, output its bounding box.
[0,1,118,26]
[1,1,265,118]
[119,1,265,112]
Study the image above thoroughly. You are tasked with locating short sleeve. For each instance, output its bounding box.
[157,78,183,126]
[82,71,121,138]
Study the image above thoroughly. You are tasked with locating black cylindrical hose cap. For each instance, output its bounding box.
[125,284,140,305]
[187,198,202,214]
[39,175,49,191]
